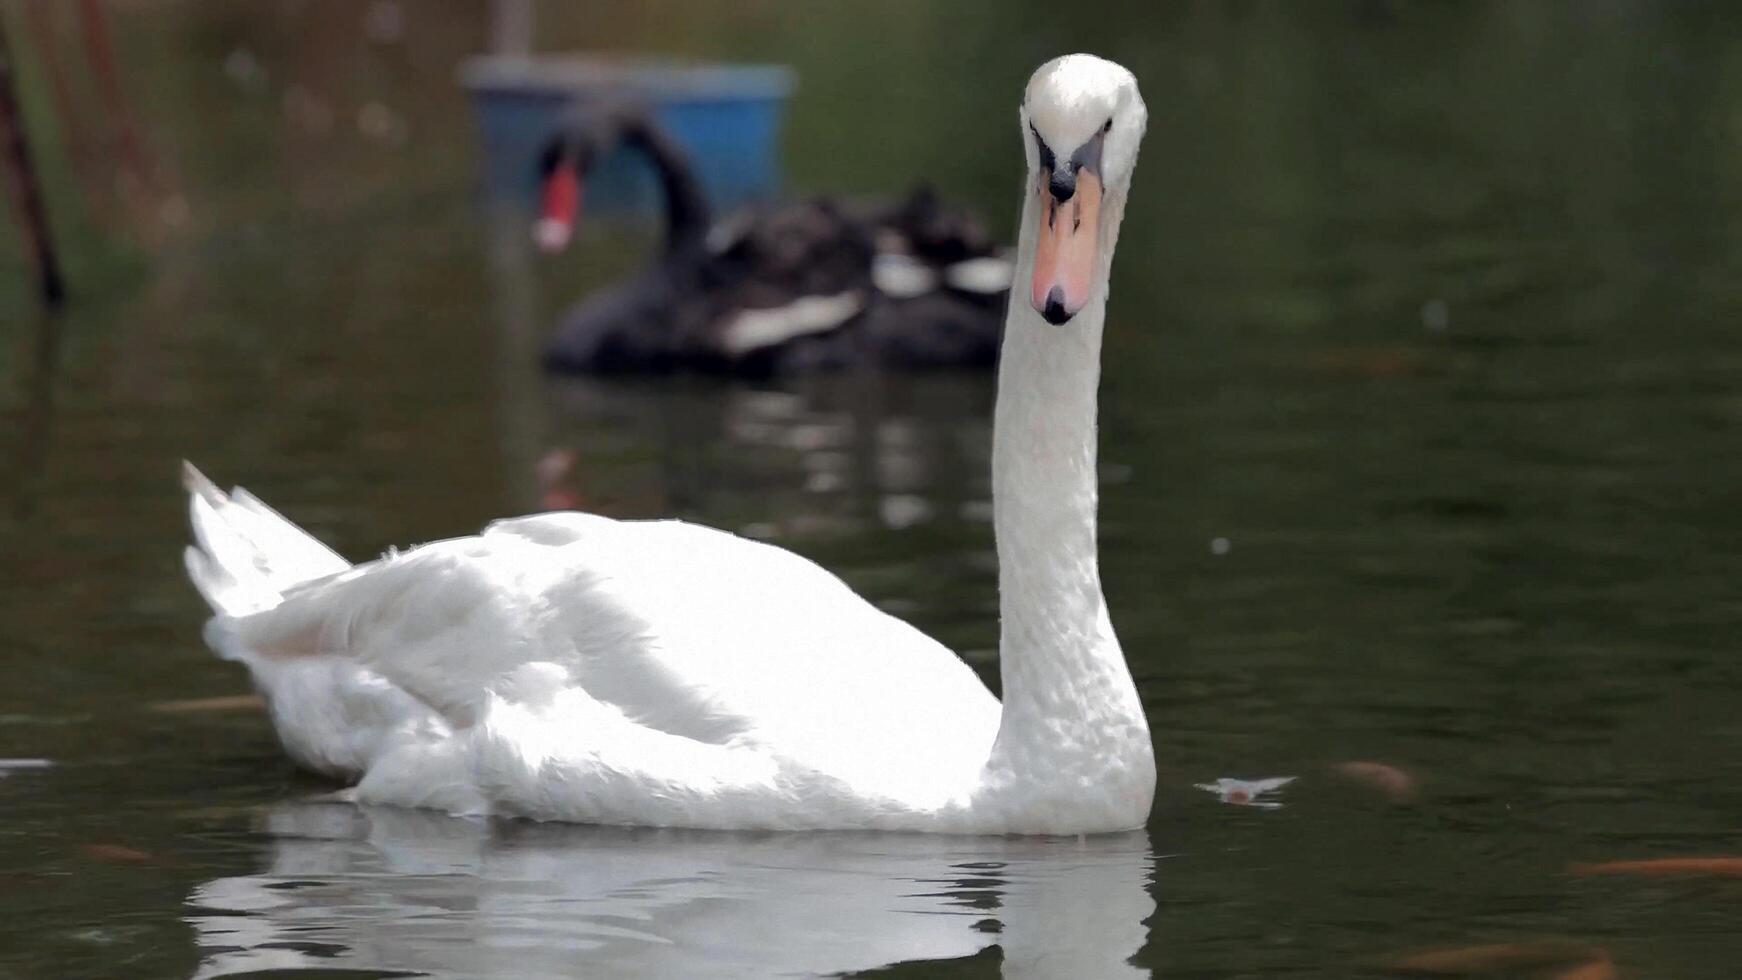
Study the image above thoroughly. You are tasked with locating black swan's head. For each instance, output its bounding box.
[532,104,642,254]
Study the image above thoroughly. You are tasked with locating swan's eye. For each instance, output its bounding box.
[1102,118,1113,134]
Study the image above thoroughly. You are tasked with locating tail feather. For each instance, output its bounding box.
[182,462,350,617]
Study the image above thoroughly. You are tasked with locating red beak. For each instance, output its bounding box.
[534,162,581,253]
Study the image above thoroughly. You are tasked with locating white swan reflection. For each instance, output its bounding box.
[186,802,1154,978]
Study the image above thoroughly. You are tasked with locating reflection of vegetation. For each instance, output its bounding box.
[0,309,58,521]
[0,15,64,308]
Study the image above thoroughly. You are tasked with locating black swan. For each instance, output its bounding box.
[533,104,1011,376]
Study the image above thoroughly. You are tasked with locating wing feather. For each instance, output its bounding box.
[225,512,1000,787]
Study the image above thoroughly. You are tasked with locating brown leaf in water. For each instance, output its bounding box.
[1332,760,1417,802]
[147,694,265,714]
[1569,856,1742,877]
[79,843,157,864]
[1551,954,1616,980]
[1381,939,1603,974]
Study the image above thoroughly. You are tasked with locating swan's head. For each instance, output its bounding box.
[1020,54,1146,325]
[532,105,640,254]
[533,125,597,254]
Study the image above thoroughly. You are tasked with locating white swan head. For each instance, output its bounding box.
[1020,54,1146,325]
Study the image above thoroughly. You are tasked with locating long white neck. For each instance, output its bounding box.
[982,176,1153,822]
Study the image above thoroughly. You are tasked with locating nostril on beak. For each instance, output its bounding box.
[1041,286,1072,325]
[1048,171,1075,203]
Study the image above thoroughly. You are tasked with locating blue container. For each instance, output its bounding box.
[461,55,797,218]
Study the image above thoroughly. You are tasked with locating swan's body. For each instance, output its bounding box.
[183,55,1152,834]
[535,105,1010,376]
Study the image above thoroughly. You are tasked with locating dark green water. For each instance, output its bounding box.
[5,2,1742,977]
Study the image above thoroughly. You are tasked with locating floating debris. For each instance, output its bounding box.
[1209,536,1231,556]
[147,694,265,714]
[1569,856,1742,878]
[1381,939,1608,975]
[1195,776,1294,809]
[1332,760,1417,802]
[78,843,157,864]
[1554,957,1617,980]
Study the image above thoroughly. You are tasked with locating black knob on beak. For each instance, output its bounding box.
[1041,286,1072,325]
[1048,167,1076,203]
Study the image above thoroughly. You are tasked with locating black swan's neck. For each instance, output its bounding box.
[619,118,711,253]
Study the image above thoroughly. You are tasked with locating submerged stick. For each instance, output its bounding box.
[0,14,66,307]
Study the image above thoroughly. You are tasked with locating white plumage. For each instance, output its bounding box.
[182,54,1153,835]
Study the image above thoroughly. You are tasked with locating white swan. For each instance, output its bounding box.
[182,54,1151,835]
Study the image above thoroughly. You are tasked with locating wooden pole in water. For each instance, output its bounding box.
[0,13,66,307]
[490,0,533,56]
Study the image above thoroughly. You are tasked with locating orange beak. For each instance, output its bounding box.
[1029,168,1102,325]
